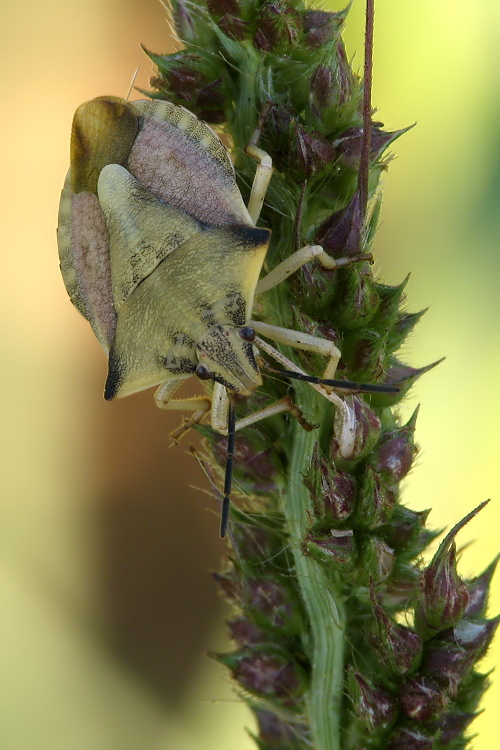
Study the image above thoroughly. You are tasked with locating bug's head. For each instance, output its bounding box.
[195,325,262,396]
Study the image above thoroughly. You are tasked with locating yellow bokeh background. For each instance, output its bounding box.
[1,1,498,748]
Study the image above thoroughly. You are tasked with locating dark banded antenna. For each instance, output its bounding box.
[220,398,236,538]
[264,364,399,395]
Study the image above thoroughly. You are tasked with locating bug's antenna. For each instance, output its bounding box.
[263,364,399,395]
[220,397,236,538]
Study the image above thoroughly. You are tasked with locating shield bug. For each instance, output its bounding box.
[58,96,396,536]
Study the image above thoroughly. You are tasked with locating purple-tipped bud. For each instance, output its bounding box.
[207,0,240,15]
[213,570,241,600]
[437,710,477,745]
[318,457,356,523]
[331,395,381,462]
[415,503,489,636]
[311,65,334,109]
[389,726,435,750]
[383,506,430,553]
[359,537,395,583]
[349,668,397,729]
[389,309,428,352]
[464,554,499,618]
[172,1,197,42]
[264,108,336,180]
[149,51,226,123]
[254,1,303,53]
[228,618,264,646]
[444,616,500,659]
[416,541,469,636]
[212,434,276,494]
[256,710,305,745]
[305,529,356,569]
[421,640,477,696]
[370,587,422,675]
[334,267,381,330]
[311,40,353,111]
[399,675,449,722]
[315,193,362,258]
[302,9,345,49]
[371,409,419,484]
[242,579,291,627]
[356,465,395,528]
[385,358,445,398]
[335,124,414,170]
[233,653,301,701]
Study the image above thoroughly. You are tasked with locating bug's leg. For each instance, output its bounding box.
[252,321,341,391]
[245,143,273,225]
[154,376,212,442]
[256,244,372,296]
[211,382,311,435]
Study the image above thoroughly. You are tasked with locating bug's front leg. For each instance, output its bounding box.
[155,376,211,442]
[255,244,373,296]
[211,382,310,435]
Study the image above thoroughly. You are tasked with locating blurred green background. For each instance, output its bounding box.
[1,0,499,747]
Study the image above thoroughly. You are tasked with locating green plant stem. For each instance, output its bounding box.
[286,424,345,750]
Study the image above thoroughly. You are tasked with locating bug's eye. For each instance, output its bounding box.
[196,364,211,380]
[238,326,255,342]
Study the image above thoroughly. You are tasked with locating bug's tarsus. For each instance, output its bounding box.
[220,397,236,538]
[265,365,399,395]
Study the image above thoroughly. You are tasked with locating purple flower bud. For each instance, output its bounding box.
[356,465,395,529]
[315,193,362,258]
[218,13,248,40]
[399,675,449,722]
[370,588,422,675]
[416,542,469,636]
[207,0,240,15]
[313,456,356,523]
[383,506,430,553]
[171,1,196,42]
[436,710,476,745]
[359,537,395,583]
[331,395,381,462]
[389,726,435,750]
[415,503,489,636]
[443,616,500,659]
[256,709,306,745]
[334,267,381,330]
[245,579,290,626]
[421,640,477,696]
[264,107,336,180]
[213,570,241,600]
[212,434,277,494]
[234,653,301,701]
[311,65,334,109]
[384,357,445,401]
[302,9,345,49]
[371,410,419,484]
[228,619,264,646]
[254,1,303,53]
[335,124,414,170]
[464,554,499,618]
[349,669,397,729]
[305,529,356,569]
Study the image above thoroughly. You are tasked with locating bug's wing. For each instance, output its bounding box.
[97,164,202,309]
[57,97,140,350]
[128,99,253,227]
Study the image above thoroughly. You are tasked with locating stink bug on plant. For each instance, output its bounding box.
[57,96,397,536]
